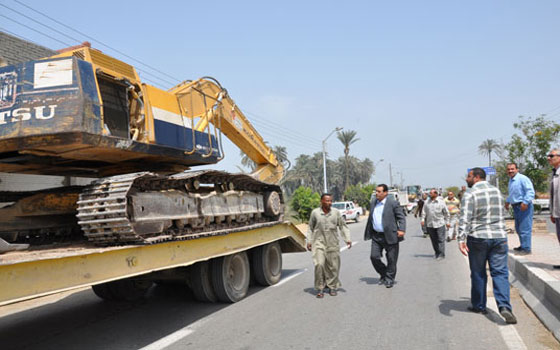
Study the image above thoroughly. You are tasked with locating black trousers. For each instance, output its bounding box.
[370,232,399,282]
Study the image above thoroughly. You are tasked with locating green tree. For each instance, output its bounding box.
[344,183,376,210]
[503,116,560,192]
[478,139,502,166]
[272,145,291,170]
[283,152,374,200]
[239,144,290,173]
[290,186,320,223]
[336,130,360,196]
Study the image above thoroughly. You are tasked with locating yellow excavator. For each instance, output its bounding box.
[0,43,285,250]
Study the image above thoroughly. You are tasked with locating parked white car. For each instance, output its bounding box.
[332,201,363,222]
[533,198,549,214]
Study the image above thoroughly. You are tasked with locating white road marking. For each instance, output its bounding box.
[340,241,359,252]
[273,268,307,287]
[460,251,528,350]
[138,328,194,350]
[486,296,527,350]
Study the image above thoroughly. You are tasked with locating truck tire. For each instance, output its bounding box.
[212,252,250,303]
[92,278,152,301]
[355,214,360,223]
[91,283,117,301]
[190,261,217,302]
[252,242,282,286]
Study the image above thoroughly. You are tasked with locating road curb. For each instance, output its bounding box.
[508,253,560,341]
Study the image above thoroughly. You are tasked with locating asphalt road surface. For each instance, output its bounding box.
[1,217,559,350]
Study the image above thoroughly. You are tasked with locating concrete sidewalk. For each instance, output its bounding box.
[507,217,560,341]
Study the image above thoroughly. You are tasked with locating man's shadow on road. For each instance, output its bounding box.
[359,277,387,285]
[413,254,435,258]
[303,287,347,296]
[439,298,510,325]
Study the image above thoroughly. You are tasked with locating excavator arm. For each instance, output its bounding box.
[169,78,284,184]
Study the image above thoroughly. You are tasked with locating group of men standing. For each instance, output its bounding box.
[306,149,560,324]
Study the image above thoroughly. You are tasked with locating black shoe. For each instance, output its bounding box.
[499,307,517,324]
[467,306,488,314]
[384,280,394,288]
[553,265,560,269]
[515,249,531,255]
[513,247,522,251]
[378,277,386,285]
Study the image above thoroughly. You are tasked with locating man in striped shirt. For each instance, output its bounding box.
[457,167,517,324]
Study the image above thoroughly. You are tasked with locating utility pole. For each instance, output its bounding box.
[322,127,343,193]
[389,163,393,188]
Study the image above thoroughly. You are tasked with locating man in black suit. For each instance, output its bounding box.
[364,184,406,288]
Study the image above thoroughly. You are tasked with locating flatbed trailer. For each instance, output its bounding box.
[0,222,306,306]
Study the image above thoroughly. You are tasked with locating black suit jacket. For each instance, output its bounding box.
[364,195,406,245]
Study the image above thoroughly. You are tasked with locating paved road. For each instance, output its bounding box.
[0,217,558,350]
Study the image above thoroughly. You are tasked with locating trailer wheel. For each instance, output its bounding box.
[190,261,217,302]
[112,279,153,301]
[93,278,153,301]
[212,252,250,303]
[252,242,282,286]
[92,283,116,301]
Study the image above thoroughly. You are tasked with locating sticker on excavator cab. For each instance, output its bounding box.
[34,59,73,89]
[0,71,17,109]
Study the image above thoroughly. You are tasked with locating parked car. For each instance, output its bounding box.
[533,198,550,214]
[332,201,363,222]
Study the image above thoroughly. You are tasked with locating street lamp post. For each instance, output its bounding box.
[322,127,343,193]
[389,162,393,188]
[371,159,384,184]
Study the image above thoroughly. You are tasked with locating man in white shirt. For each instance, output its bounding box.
[421,189,450,260]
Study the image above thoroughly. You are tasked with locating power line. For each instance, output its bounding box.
[250,120,322,150]
[0,14,72,46]
[3,1,178,87]
[1,3,81,44]
[249,118,321,148]
[244,109,322,143]
[14,0,180,85]
[0,25,43,47]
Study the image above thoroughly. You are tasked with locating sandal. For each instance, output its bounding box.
[316,292,324,298]
[329,290,337,296]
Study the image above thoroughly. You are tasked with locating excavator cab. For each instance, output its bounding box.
[0,47,221,178]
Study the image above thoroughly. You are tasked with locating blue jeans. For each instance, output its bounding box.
[513,203,533,251]
[467,236,512,311]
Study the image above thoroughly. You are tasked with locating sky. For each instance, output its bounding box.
[1,0,559,189]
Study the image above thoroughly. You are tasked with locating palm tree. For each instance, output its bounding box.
[239,150,256,171]
[478,139,502,166]
[336,130,360,196]
[272,145,291,170]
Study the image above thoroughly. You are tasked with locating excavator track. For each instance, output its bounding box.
[77,170,284,245]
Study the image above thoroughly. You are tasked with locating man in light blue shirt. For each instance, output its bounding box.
[372,197,385,233]
[505,163,535,254]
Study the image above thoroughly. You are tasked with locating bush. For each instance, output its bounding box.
[344,183,375,210]
[290,186,321,223]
